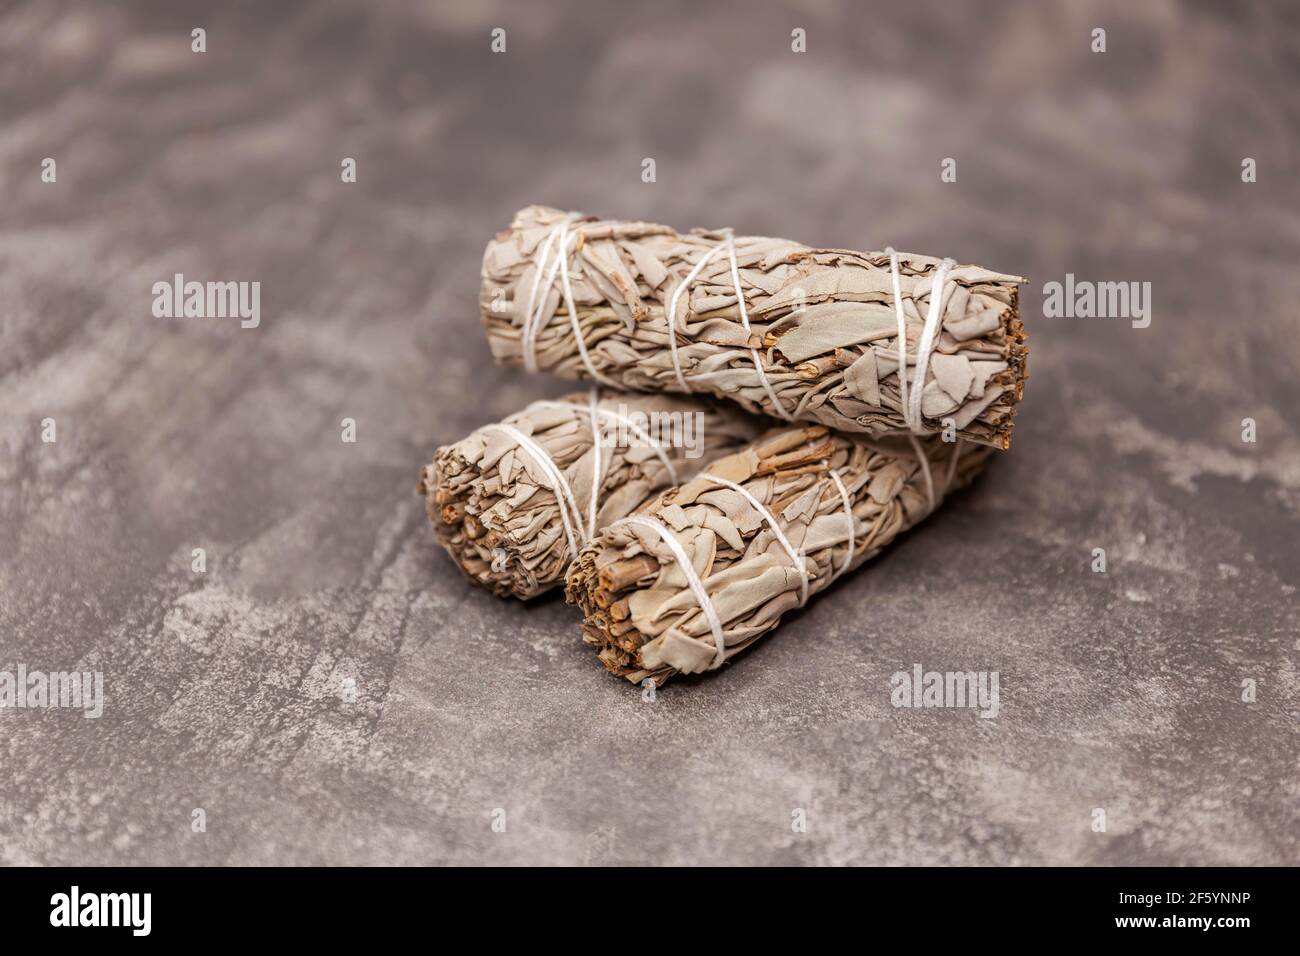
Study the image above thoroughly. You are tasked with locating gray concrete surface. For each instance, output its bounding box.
[1,0,1297,865]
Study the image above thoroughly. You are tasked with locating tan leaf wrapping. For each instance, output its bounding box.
[419,391,766,599]
[565,426,993,685]
[481,205,1028,449]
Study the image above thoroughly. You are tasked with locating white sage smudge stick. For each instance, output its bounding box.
[481,205,1028,449]
[419,391,766,599]
[564,425,993,685]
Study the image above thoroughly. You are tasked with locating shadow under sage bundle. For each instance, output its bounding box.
[565,426,992,685]
[420,391,764,599]
[481,206,1028,449]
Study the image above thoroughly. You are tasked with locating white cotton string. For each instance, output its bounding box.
[885,251,956,434]
[585,389,602,538]
[555,223,615,386]
[520,216,613,385]
[827,470,856,582]
[700,474,808,607]
[885,248,911,425]
[885,248,956,512]
[665,232,793,419]
[532,401,679,485]
[520,218,573,373]
[724,231,793,420]
[614,515,727,670]
[907,433,936,513]
[907,257,956,433]
[665,243,725,393]
[484,423,585,560]
[519,389,602,540]
[521,224,565,365]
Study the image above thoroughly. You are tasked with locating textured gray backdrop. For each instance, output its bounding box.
[2,0,1297,865]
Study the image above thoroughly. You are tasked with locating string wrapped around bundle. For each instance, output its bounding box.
[420,390,765,599]
[565,425,993,685]
[481,206,1028,449]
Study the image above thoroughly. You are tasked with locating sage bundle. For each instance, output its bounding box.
[481,206,1028,449]
[420,391,765,599]
[565,426,992,685]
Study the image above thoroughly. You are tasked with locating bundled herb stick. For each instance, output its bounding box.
[420,391,765,599]
[481,206,1028,449]
[565,426,992,685]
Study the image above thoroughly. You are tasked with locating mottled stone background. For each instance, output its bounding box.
[2,0,1297,865]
